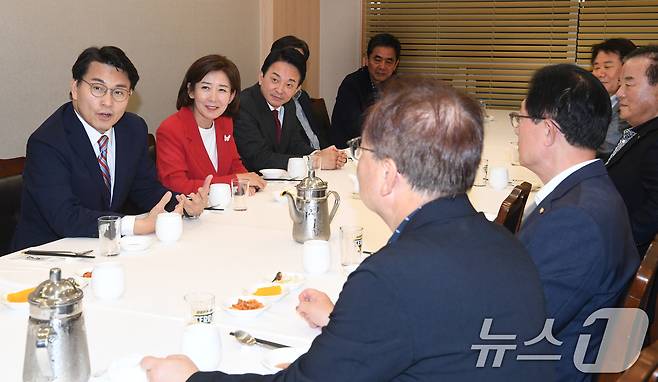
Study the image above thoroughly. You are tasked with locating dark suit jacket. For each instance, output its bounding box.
[518,161,639,382]
[12,102,171,250]
[606,116,658,255]
[189,195,554,382]
[330,66,377,149]
[234,84,313,171]
[156,107,248,194]
[296,90,330,149]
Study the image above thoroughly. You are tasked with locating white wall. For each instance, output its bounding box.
[319,0,362,116]
[0,1,260,158]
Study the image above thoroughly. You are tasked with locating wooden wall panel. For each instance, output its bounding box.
[272,0,321,97]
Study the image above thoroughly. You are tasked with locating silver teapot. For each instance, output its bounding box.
[282,162,340,243]
[23,268,90,382]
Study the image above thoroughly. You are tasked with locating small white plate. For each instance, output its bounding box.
[121,236,152,252]
[261,346,309,373]
[260,169,288,180]
[244,283,288,302]
[265,272,306,290]
[222,295,269,318]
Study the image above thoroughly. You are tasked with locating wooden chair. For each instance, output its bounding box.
[494,181,532,234]
[309,98,331,146]
[616,340,658,381]
[597,235,658,382]
[147,133,156,163]
[622,237,658,312]
[0,157,26,255]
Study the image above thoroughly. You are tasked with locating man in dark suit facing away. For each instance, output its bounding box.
[12,46,209,251]
[515,64,639,382]
[142,77,554,382]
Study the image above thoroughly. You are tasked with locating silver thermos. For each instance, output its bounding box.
[23,267,90,382]
[282,159,340,243]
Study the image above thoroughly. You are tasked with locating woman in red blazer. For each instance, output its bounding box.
[157,55,266,194]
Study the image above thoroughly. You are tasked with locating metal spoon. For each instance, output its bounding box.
[230,330,288,349]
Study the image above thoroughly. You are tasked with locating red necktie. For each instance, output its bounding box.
[272,109,282,144]
[97,135,111,192]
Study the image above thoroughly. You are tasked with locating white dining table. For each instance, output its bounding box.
[0,109,542,381]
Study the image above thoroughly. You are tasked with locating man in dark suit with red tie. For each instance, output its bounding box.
[234,48,346,172]
[12,46,208,251]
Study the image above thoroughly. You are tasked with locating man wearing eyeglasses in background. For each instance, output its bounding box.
[329,33,400,149]
[512,64,638,382]
[12,46,209,251]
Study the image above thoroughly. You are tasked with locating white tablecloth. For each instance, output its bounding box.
[0,109,542,380]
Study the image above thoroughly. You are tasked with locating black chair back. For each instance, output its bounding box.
[309,98,331,146]
[0,157,26,255]
[147,133,156,163]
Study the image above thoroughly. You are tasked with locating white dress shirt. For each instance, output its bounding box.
[199,122,218,171]
[534,159,599,206]
[75,110,136,236]
[267,102,285,127]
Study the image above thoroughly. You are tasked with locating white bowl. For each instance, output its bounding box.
[260,169,288,180]
[244,282,288,302]
[222,295,268,318]
[265,272,306,290]
[121,236,152,252]
[261,346,309,373]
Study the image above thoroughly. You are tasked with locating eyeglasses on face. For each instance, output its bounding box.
[347,136,376,160]
[79,79,132,102]
[508,112,546,130]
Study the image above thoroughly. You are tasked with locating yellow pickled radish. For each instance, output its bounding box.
[6,287,35,303]
[253,285,282,296]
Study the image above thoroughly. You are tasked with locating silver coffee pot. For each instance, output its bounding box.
[23,267,90,382]
[282,160,340,243]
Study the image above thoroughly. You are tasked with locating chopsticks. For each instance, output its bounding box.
[23,250,95,259]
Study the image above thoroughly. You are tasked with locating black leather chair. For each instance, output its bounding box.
[147,133,156,163]
[0,157,26,255]
[309,98,331,147]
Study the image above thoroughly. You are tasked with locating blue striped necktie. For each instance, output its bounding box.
[97,135,111,192]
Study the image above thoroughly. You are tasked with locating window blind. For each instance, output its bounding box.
[364,0,658,109]
[576,0,658,66]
